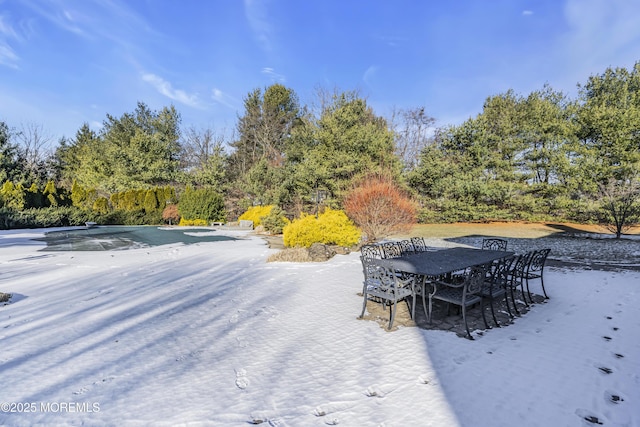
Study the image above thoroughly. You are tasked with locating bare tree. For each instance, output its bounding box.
[15,122,54,182]
[180,125,230,188]
[598,177,640,238]
[390,106,436,171]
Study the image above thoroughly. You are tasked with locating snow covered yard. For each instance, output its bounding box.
[0,228,638,426]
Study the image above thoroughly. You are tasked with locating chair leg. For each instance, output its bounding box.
[411,294,416,320]
[462,305,473,340]
[524,277,534,303]
[480,297,490,329]
[422,292,429,319]
[510,286,521,316]
[489,294,501,327]
[388,300,397,330]
[359,288,368,318]
[503,292,514,318]
[540,274,549,299]
[519,281,529,308]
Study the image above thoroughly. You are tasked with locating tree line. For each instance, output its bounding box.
[1,61,639,236]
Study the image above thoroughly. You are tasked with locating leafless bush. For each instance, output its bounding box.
[267,247,312,263]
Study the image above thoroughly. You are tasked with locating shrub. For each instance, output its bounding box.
[343,174,417,242]
[178,187,226,223]
[162,203,180,224]
[238,205,274,227]
[266,247,312,263]
[260,206,290,234]
[283,208,361,248]
[0,206,94,229]
[93,197,110,215]
[144,189,159,212]
[179,218,208,226]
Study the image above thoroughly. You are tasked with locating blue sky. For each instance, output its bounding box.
[1,0,640,143]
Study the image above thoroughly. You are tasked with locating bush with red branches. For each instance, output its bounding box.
[343,174,417,242]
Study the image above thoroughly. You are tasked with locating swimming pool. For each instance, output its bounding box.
[35,226,239,251]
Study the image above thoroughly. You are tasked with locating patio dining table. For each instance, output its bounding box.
[381,246,514,278]
[379,247,516,330]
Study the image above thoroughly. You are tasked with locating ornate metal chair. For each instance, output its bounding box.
[523,248,551,302]
[480,255,515,327]
[380,241,402,259]
[360,243,382,261]
[428,264,488,339]
[505,253,532,316]
[397,239,415,255]
[481,238,508,251]
[359,257,414,330]
[410,236,429,252]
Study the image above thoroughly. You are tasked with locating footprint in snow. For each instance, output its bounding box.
[235,368,249,390]
[365,386,385,397]
[598,366,613,374]
[575,409,603,425]
[73,386,89,395]
[605,390,624,404]
[418,375,436,385]
[229,310,243,324]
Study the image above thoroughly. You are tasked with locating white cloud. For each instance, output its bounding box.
[554,0,640,89]
[261,67,285,82]
[0,15,18,38]
[522,10,533,16]
[244,0,273,52]
[363,66,378,87]
[0,15,20,68]
[141,73,200,108]
[0,43,19,68]
[211,87,238,110]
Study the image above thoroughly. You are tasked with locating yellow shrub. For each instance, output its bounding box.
[283,209,362,248]
[318,208,362,246]
[238,205,274,227]
[179,218,208,226]
[283,213,322,247]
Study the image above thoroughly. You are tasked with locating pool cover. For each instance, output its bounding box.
[34,226,238,251]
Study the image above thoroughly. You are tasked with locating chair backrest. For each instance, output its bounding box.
[397,239,414,255]
[508,253,530,284]
[465,265,488,295]
[527,248,551,273]
[488,255,515,287]
[361,244,382,261]
[360,255,380,282]
[360,257,402,296]
[380,241,402,259]
[410,236,428,252]
[482,238,508,251]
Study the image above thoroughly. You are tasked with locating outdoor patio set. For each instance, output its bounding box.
[359,237,551,339]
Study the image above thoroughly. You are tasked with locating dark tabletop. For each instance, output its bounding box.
[382,247,514,277]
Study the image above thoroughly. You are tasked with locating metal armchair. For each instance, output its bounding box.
[428,265,488,339]
[523,248,551,302]
[359,257,414,330]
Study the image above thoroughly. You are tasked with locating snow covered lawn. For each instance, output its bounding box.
[0,228,638,426]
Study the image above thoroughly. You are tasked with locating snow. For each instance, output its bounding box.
[0,228,639,427]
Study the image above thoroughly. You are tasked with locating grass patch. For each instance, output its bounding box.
[394,221,631,240]
[0,292,12,303]
[267,247,312,263]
